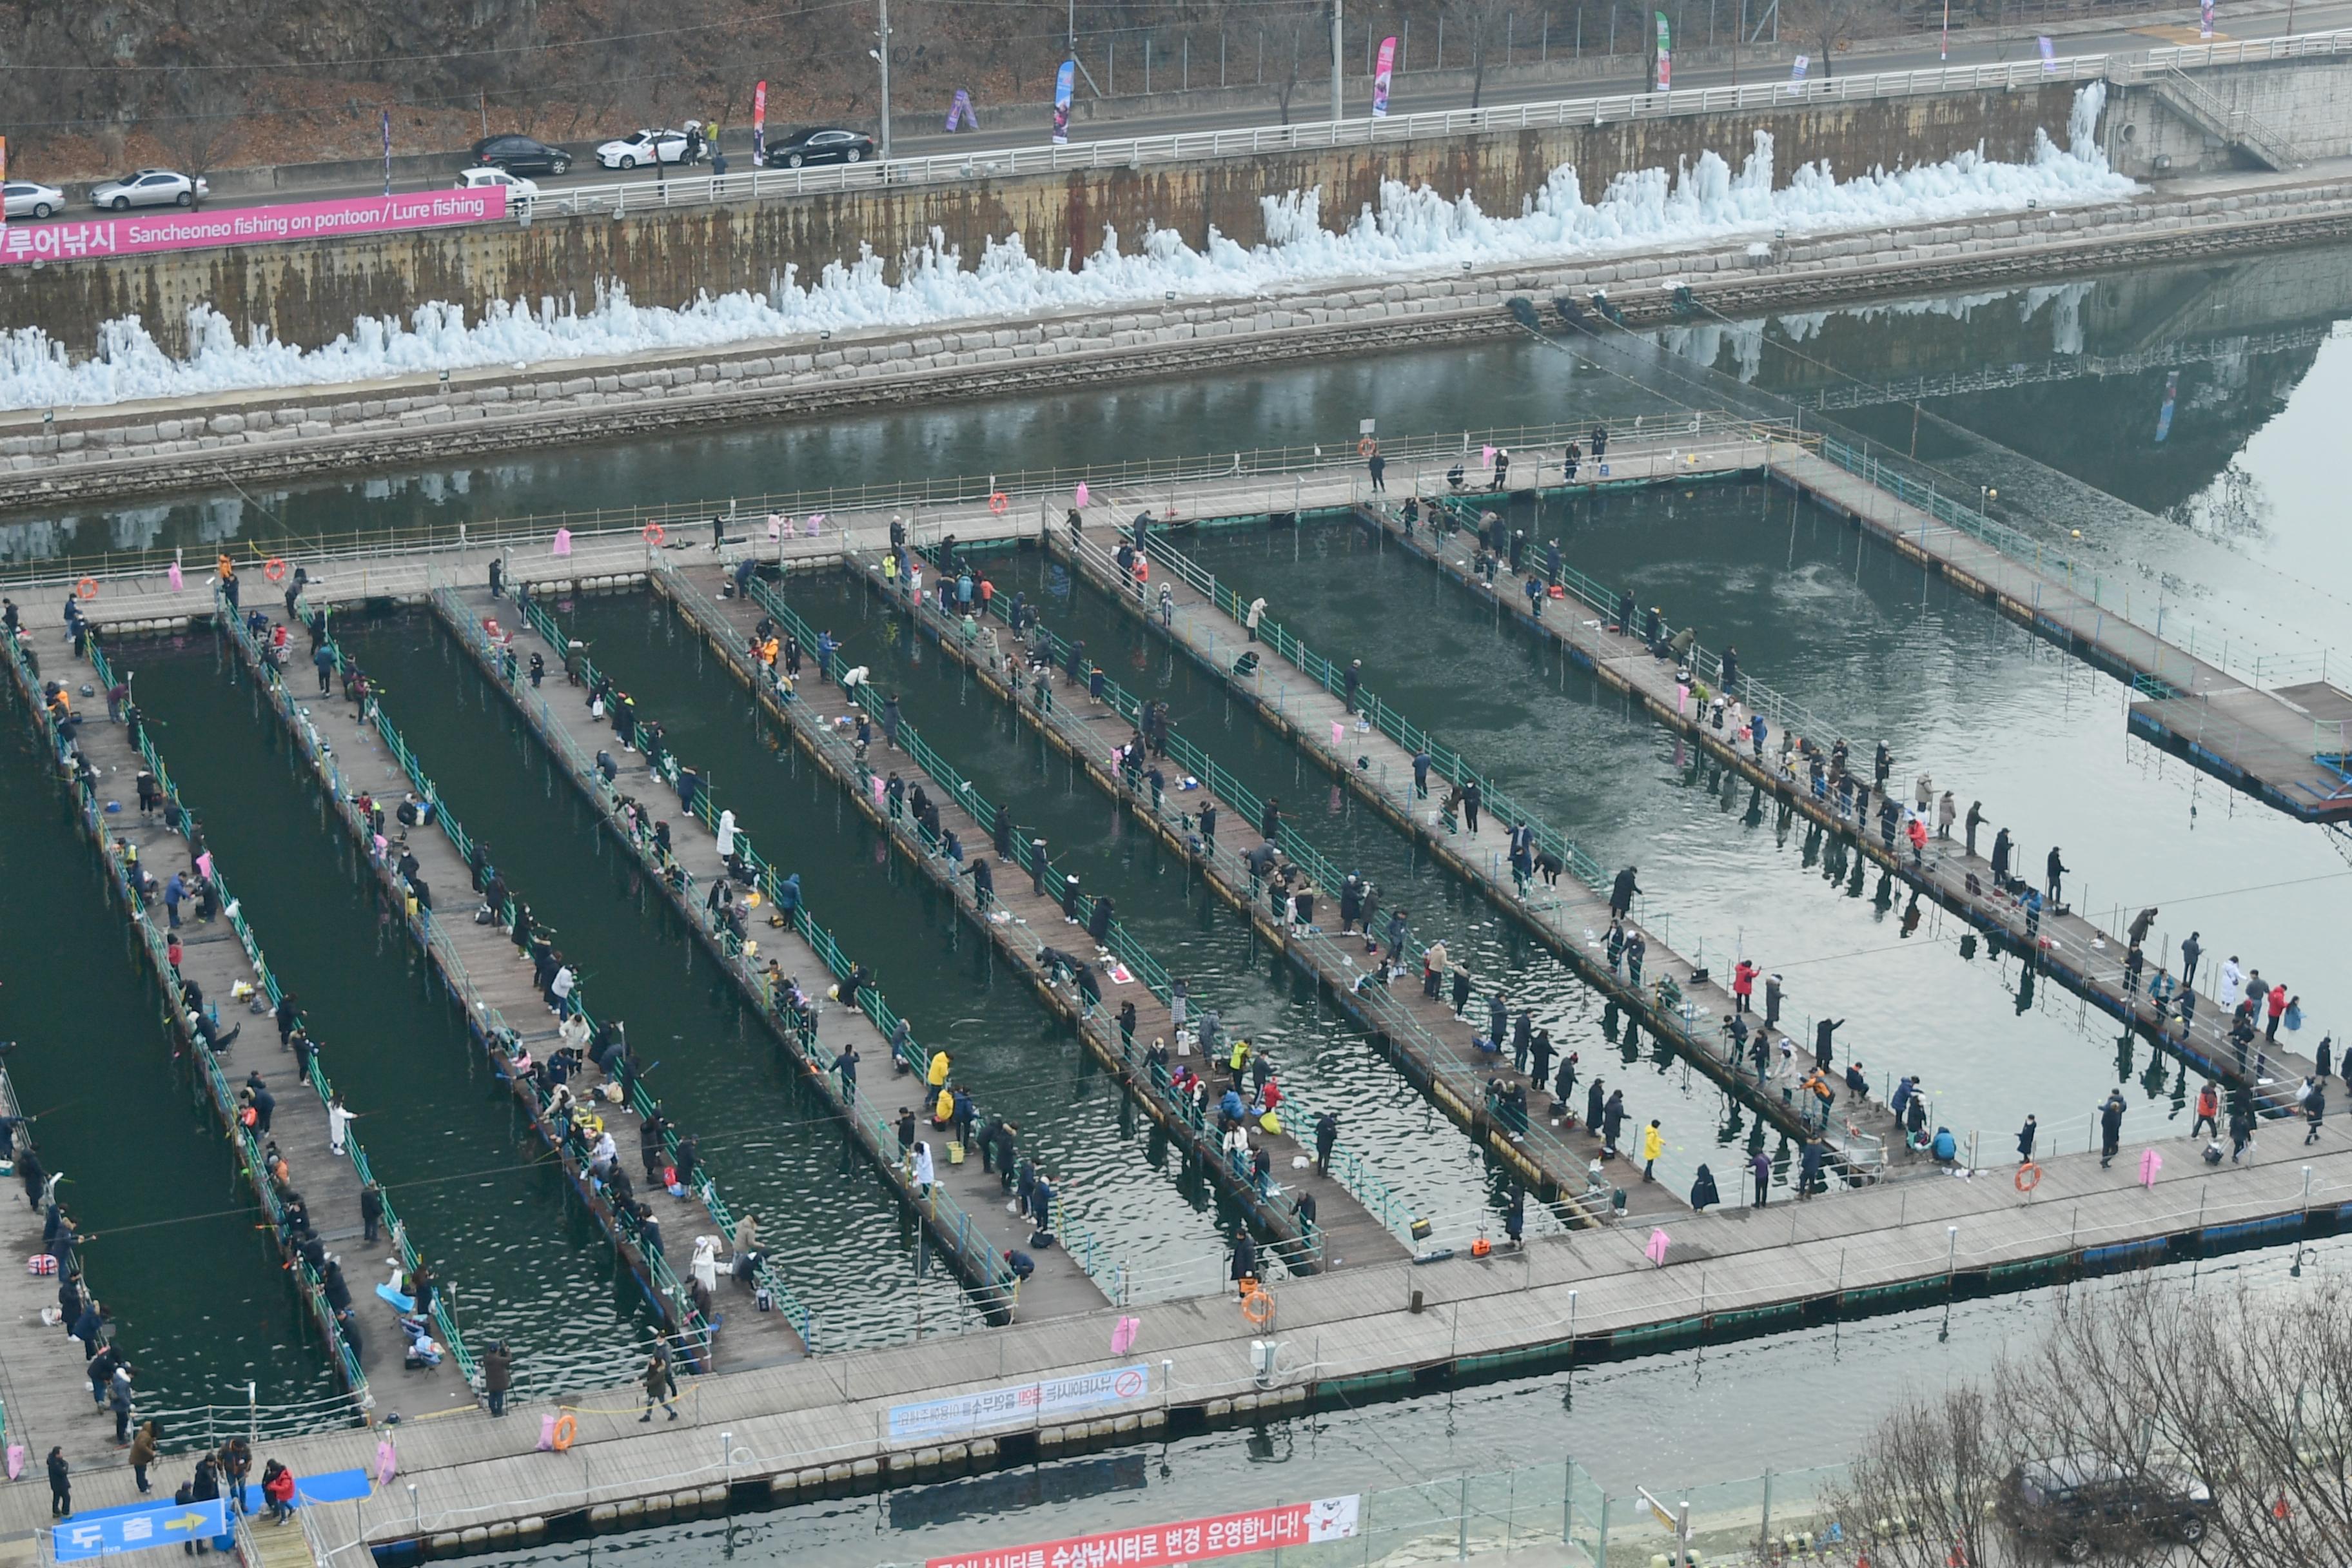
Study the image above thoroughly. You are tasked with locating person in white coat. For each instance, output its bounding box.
[912,1140,936,1196]
[715,809,737,860]
[2220,956,2245,1011]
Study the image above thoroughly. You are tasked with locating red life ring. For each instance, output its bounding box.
[1357,436,1378,458]
[643,524,666,545]
[263,558,288,583]
[988,492,1010,515]
[2015,1162,2042,1193]
[75,578,99,601]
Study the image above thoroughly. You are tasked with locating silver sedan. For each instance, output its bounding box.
[88,170,210,211]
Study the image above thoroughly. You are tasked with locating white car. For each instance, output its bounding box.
[596,129,691,170]
[3,181,65,219]
[455,167,538,206]
[88,169,208,211]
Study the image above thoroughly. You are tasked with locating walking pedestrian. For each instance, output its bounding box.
[108,1362,133,1444]
[129,1420,158,1494]
[640,1352,678,1421]
[1367,451,1386,492]
[2308,1080,2328,1144]
[2180,930,2202,990]
[2098,1089,2126,1168]
[1609,865,1640,920]
[1749,1146,1771,1207]
[482,1342,511,1416]
[47,1447,68,1518]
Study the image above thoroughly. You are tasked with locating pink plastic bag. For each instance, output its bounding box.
[538,1414,559,1452]
[1073,482,1090,511]
[552,528,574,558]
[375,1438,398,1485]
[2140,1148,2163,1190]
[6,1444,24,1480]
[1110,1315,1140,1355]
[1330,721,1345,749]
[1644,1228,1671,1267]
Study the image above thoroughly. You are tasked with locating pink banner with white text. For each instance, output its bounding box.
[0,188,508,266]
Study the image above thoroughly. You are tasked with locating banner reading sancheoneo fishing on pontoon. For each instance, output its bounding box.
[1052,58,1076,144]
[1372,37,1396,117]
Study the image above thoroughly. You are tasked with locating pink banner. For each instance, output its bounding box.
[928,1496,1358,1568]
[1372,37,1396,117]
[0,188,508,267]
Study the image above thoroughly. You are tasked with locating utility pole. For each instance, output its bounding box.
[874,0,894,159]
[1331,0,1344,120]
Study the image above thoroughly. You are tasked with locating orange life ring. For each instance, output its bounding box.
[1240,1287,1275,1327]
[2015,1162,2042,1193]
[642,524,666,546]
[1357,436,1378,458]
[75,578,98,601]
[988,492,1010,515]
[264,558,288,583]
[550,1413,577,1451]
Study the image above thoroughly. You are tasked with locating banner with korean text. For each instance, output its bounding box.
[926,1494,1360,1568]
[0,188,508,266]
[888,1364,1152,1442]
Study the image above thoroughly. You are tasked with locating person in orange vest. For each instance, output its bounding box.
[2193,1081,2220,1139]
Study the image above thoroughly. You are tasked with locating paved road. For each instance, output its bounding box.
[17,3,2352,230]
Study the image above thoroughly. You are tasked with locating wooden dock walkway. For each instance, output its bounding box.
[1766,440,2352,824]
[1,1111,2340,1558]
[650,562,1415,1272]
[827,554,1695,1224]
[211,611,805,1373]
[1039,522,1885,1176]
[0,1067,142,1478]
[425,581,1050,1319]
[3,618,476,1431]
[1351,494,2324,1113]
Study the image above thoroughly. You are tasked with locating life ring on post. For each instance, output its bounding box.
[1239,1282,1275,1328]
[2015,1162,2042,1193]
[642,524,666,546]
[1357,436,1378,458]
[263,558,288,583]
[75,578,99,601]
[550,1413,577,1451]
[988,492,1010,515]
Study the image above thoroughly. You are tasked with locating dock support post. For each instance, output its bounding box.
[1759,1469,1773,1551]
[1596,1494,1609,1568]
[1456,1474,1470,1559]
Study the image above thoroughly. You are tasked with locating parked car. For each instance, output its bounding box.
[770,128,876,168]
[1997,1458,2213,1563]
[469,135,573,177]
[4,181,65,219]
[88,170,208,211]
[455,167,538,206]
[596,128,692,170]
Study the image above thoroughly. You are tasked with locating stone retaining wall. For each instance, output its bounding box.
[5,178,2348,511]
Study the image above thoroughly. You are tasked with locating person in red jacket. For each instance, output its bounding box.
[261,1460,297,1524]
[1732,960,1758,1015]
[2268,983,2289,1043]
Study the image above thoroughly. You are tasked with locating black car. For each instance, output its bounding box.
[1998,1458,2213,1562]
[469,135,573,177]
[770,128,876,169]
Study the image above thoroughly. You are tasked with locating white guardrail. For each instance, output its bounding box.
[527,29,2352,220]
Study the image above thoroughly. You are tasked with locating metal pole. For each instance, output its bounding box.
[876,0,894,159]
[1331,0,1345,121]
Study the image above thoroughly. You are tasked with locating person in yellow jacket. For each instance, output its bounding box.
[1228,1037,1250,1094]
[926,1049,951,1092]
[1640,1119,1665,1183]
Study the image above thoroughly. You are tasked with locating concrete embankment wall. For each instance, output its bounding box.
[2108,55,2352,175]
[3,84,2083,360]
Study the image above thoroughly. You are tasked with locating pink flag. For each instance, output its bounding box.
[1073,482,1090,510]
[2139,1148,2162,1189]
[552,528,573,558]
[1331,721,1346,748]
[196,852,214,880]
[6,1444,23,1480]
[168,560,184,593]
[1110,1315,1140,1355]
[1645,1228,1671,1266]
[1482,444,1497,469]
[805,513,825,537]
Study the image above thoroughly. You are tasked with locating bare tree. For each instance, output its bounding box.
[1441,0,1514,106]
[159,68,246,201]
[1779,0,1874,78]
[1264,10,1316,124]
[1821,1387,2023,1568]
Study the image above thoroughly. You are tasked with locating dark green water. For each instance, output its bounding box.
[128,640,660,1395]
[336,612,991,1342]
[550,589,1563,1264]
[0,672,336,1413]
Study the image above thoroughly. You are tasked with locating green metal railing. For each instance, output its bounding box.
[722,569,1349,1262]
[1058,529,1872,1156]
[876,558,1620,1219]
[478,586,1023,1306]
[274,602,813,1353]
[19,634,377,1405]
